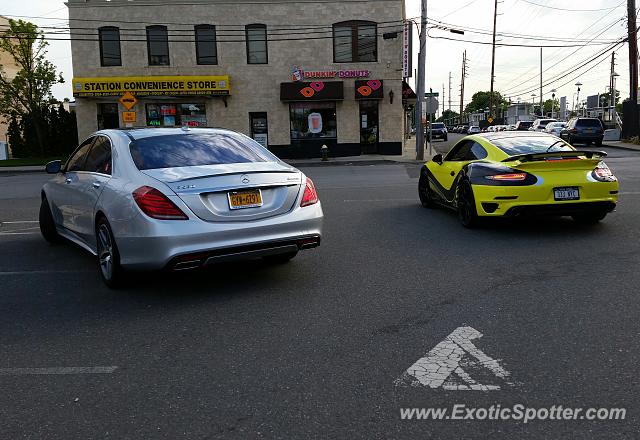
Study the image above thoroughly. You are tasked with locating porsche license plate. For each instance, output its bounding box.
[554,187,580,201]
[228,190,263,209]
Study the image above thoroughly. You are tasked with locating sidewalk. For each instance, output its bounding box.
[0,165,42,174]
[285,137,435,167]
[602,140,640,152]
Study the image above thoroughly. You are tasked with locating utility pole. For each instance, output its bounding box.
[610,51,615,121]
[489,0,498,119]
[627,0,638,136]
[448,71,452,111]
[460,51,467,122]
[415,0,427,160]
[540,47,543,117]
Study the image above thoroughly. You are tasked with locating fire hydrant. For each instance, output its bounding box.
[321,144,329,161]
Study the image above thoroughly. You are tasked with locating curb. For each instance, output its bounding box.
[602,143,640,152]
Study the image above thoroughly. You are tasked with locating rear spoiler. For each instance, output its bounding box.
[502,150,607,163]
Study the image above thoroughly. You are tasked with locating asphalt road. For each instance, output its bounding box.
[1,144,639,439]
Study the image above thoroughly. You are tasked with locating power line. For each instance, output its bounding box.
[519,0,623,12]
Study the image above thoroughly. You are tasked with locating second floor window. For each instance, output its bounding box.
[98,26,121,66]
[333,21,377,63]
[195,25,218,65]
[147,25,169,66]
[246,24,268,64]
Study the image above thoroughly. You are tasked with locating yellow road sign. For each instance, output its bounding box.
[119,92,138,110]
[122,111,136,123]
[487,116,494,124]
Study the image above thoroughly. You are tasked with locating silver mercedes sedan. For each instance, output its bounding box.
[39,127,323,287]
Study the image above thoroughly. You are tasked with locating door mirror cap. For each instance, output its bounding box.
[45,160,62,174]
[432,154,443,165]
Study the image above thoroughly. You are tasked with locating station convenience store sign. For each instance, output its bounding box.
[72,75,230,97]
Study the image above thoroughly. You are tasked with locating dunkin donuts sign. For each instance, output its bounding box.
[291,65,370,81]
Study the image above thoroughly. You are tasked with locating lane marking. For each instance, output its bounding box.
[0,232,39,236]
[619,191,640,195]
[0,270,93,275]
[0,366,118,375]
[0,221,39,224]
[395,326,514,391]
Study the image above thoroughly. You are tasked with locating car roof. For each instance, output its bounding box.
[97,127,240,141]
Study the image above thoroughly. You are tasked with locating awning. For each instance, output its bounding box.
[280,81,343,102]
[354,80,383,100]
[402,80,416,102]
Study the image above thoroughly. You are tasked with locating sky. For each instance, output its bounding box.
[1,0,632,114]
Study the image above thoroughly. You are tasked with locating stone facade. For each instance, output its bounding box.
[68,0,405,157]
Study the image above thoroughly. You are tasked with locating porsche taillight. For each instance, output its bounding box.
[484,173,527,181]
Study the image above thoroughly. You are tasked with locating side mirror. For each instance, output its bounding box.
[45,160,62,174]
[432,154,443,165]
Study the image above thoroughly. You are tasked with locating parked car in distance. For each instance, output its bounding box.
[429,122,448,141]
[545,121,567,136]
[460,126,470,134]
[39,127,324,287]
[515,120,534,131]
[531,118,557,132]
[559,117,604,146]
[508,124,517,131]
[468,126,481,134]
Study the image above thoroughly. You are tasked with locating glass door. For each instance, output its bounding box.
[359,100,379,154]
[250,112,268,148]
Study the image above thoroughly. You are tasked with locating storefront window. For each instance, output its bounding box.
[97,103,119,129]
[146,103,207,127]
[289,102,337,140]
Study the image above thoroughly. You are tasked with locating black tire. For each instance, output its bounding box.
[418,171,437,208]
[443,135,448,142]
[96,217,125,288]
[39,196,63,243]
[456,179,479,228]
[567,135,574,146]
[595,139,603,147]
[572,211,607,224]
[263,251,298,264]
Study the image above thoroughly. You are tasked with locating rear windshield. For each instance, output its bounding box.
[537,120,555,126]
[431,123,445,129]
[576,119,603,128]
[129,133,276,170]
[517,121,533,127]
[491,135,574,156]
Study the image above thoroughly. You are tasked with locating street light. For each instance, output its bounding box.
[550,89,557,119]
[575,82,582,116]
[531,93,537,115]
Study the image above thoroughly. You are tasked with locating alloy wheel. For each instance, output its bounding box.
[97,224,114,281]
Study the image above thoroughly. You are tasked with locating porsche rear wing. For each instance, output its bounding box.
[501,150,607,163]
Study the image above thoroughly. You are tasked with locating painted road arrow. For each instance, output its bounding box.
[395,326,515,391]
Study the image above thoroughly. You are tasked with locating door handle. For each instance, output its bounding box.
[65,178,72,184]
[92,182,101,189]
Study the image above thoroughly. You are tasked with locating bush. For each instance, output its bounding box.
[8,104,78,158]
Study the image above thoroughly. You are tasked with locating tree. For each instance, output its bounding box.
[600,89,621,106]
[437,109,460,123]
[543,98,559,115]
[0,19,63,156]
[464,91,509,114]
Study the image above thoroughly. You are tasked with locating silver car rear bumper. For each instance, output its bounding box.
[113,202,323,270]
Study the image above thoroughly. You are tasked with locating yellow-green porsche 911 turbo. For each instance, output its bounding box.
[418,132,619,228]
